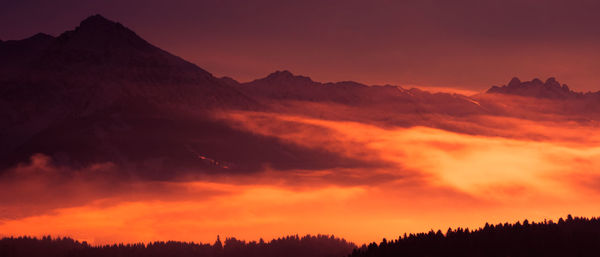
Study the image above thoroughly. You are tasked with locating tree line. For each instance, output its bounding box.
[0,234,355,257]
[4,215,600,257]
[350,215,600,257]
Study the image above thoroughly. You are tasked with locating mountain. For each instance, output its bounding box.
[1,14,598,177]
[487,77,600,99]
[235,70,484,119]
[481,77,600,120]
[0,15,363,176]
[0,33,55,71]
[0,14,256,111]
[238,70,413,105]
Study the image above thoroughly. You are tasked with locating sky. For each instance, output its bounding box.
[2,0,600,91]
[3,0,600,246]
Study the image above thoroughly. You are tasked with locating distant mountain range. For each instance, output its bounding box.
[0,15,357,175]
[488,77,600,99]
[1,15,599,176]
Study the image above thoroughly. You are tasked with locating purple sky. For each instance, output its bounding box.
[2,0,600,91]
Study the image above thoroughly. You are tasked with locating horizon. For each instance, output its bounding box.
[3,0,600,92]
[0,214,586,246]
[2,16,579,96]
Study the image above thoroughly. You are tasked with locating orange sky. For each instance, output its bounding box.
[2,0,600,245]
[2,111,600,245]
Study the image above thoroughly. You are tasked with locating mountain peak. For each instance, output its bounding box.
[49,14,160,65]
[544,77,566,90]
[79,14,115,28]
[507,77,521,87]
[545,77,557,84]
[256,70,315,85]
[487,77,577,99]
[531,78,543,85]
[57,14,143,45]
[20,14,218,85]
[266,70,296,79]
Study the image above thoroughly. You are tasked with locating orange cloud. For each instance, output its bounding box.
[2,110,600,245]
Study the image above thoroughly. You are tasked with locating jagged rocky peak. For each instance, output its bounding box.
[254,70,315,85]
[268,70,295,78]
[67,14,124,36]
[266,70,310,80]
[531,78,543,85]
[487,77,577,99]
[545,77,559,86]
[55,14,152,52]
[34,13,214,77]
[79,14,116,27]
[72,14,134,36]
[0,13,258,117]
[507,77,567,90]
[507,77,522,87]
[544,77,570,91]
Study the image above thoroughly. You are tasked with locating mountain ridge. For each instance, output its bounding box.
[0,15,376,176]
[3,15,598,103]
[487,77,600,99]
[2,14,599,177]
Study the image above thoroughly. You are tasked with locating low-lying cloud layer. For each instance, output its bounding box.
[2,105,600,245]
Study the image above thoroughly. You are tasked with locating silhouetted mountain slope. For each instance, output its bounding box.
[0,14,256,111]
[0,234,355,257]
[2,98,373,178]
[478,77,600,121]
[487,77,600,99]
[240,70,420,105]
[0,15,369,175]
[2,14,600,177]
[237,70,485,119]
[350,215,600,257]
[0,33,55,71]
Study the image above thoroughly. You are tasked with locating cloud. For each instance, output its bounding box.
[0,154,228,219]
[218,110,600,202]
[2,108,600,245]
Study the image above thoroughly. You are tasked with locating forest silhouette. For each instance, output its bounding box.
[3,216,600,257]
[0,234,355,257]
[350,215,600,257]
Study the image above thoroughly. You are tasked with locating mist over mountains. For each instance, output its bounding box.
[2,15,600,177]
[2,14,600,253]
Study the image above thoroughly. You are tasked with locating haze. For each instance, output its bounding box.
[2,0,600,91]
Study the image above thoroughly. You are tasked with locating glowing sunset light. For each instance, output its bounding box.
[2,3,600,256]
[2,111,600,245]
